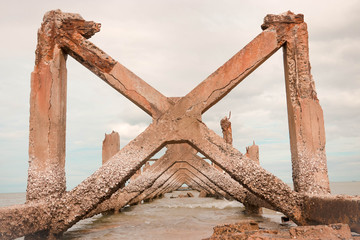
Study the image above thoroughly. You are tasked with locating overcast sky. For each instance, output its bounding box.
[0,0,359,193]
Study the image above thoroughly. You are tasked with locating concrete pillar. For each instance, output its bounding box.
[274,13,331,194]
[245,141,259,164]
[143,161,151,172]
[244,141,261,214]
[102,131,122,189]
[220,115,233,144]
[102,131,120,164]
[26,11,68,202]
[212,115,233,171]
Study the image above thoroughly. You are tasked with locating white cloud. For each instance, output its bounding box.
[110,122,149,144]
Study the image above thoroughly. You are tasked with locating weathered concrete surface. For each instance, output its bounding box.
[51,12,300,233]
[263,11,330,195]
[102,131,120,164]
[302,195,360,233]
[147,168,226,201]
[220,115,233,145]
[27,13,69,201]
[2,10,358,239]
[90,163,184,214]
[244,142,262,214]
[130,169,141,181]
[204,221,354,240]
[246,141,259,163]
[25,10,101,240]
[0,201,50,239]
[110,144,268,210]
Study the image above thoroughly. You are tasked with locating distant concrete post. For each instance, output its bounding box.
[143,161,151,172]
[245,141,259,164]
[220,115,233,145]
[244,141,262,214]
[102,131,120,164]
[26,11,68,202]
[102,131,122,189]
[212,115,233,171]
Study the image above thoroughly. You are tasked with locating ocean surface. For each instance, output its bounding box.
[1,182,359,240]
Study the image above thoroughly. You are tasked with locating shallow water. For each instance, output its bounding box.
[61,191,290,240]
[1,182,359,239]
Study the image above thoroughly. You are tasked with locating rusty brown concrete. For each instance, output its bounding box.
[302,195,360,233]
[27,11,70,202]
[131,163,223,204]
[102,131,120,164]
[205,221,354,240]
[1,10,359,240]
[101,131,125,189]
[0,201,51,239]
[112,144,266,209]
[245,141,259,163]
[262,12,330,195]
[130,169,141,181]
[243,141,262,214]
[143,161,151,172]
[220,115,233,145]
[146,168,225,201]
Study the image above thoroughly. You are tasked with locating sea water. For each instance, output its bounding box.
[1,182,359,240]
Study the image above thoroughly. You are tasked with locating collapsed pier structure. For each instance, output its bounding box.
[0,10,359,239]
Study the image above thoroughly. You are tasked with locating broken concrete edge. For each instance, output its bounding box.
[102,131,120,165]
[204,220,354,240]
[302,194,360,233]
[0,201,50,239]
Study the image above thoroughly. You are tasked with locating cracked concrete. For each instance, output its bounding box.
[0,10,359,240]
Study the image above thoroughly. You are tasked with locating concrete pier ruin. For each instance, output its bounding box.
[0,10,360,239]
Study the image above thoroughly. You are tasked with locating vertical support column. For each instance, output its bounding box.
[276,13,330,194]
[26,11,68,201]
[102,131,120,164]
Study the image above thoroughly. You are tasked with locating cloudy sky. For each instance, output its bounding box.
[0,0,359,192]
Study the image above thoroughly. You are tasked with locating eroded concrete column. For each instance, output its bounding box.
[220,115,233,144]
[102,131,120,164]
[212,115,233,171]
[26,11,68,201]
[246,141,259,164]
[263,12,330,194]
[102,131,122,189]
[244,141,261,214]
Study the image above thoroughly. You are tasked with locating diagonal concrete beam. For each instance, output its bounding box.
[183,121,305,223]
[144,168,223,201]
[90,161,194,214]
[177,28,283,117]
[55,12,172,118]
[94,143,266,213]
